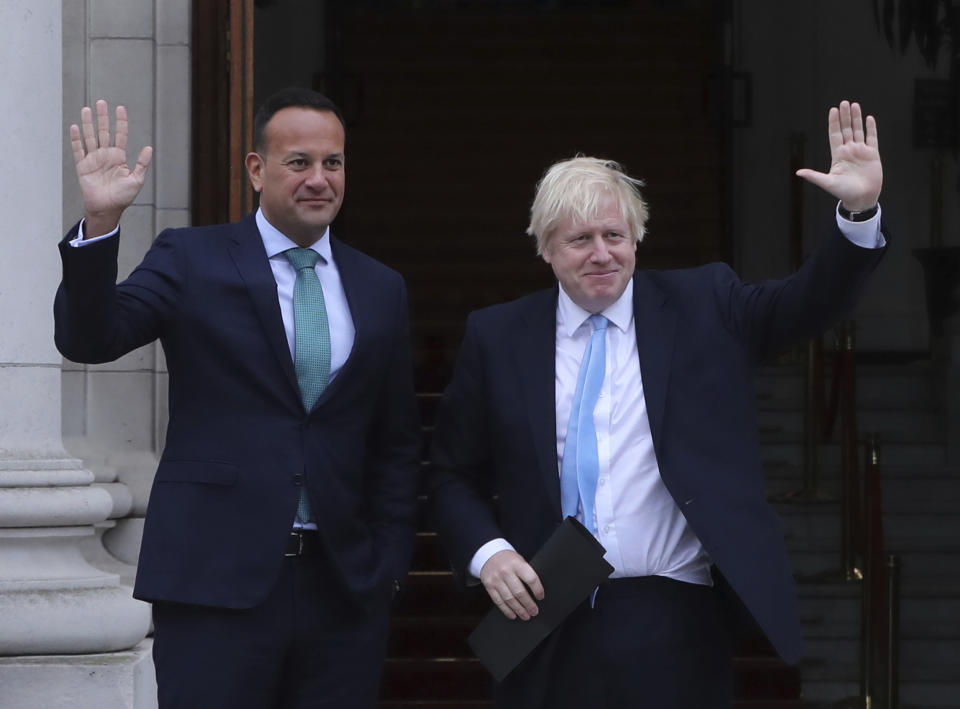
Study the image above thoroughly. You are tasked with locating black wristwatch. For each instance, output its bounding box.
[838,203,879,222]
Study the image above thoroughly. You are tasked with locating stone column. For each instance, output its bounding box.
[0,1,152,705]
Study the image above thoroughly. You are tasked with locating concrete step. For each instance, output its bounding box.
[760,439,948,469]
[765,464,960,505]
[801,662,960,708]
[755,362,942,410]
[785,544,960,579]
[757,406,944,441]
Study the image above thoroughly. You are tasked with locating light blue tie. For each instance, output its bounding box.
[285,247,332,524]
[560,314,608,535]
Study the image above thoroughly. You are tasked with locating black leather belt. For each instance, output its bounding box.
[284,530,320,558]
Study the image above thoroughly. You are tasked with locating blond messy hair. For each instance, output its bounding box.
[526,156,649,255]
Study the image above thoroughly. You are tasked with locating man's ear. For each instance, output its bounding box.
[245,152,264,193]
[540,237,552,264]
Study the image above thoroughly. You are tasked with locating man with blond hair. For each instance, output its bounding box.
[428,101,888,708]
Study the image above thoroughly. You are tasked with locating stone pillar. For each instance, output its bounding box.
[0,0,152,698]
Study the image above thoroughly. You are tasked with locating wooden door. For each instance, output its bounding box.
[192,0,255,226]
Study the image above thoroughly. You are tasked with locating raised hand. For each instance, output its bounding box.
[480,549,545,620]
[796,100,882,213]
[70,100,153,238]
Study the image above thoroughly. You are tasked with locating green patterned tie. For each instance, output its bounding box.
[285,247,331,524]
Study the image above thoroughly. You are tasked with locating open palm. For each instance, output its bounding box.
[70,100,152,230]
[796,101,882,213]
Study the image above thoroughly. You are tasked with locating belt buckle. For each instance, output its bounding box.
[285,531,304,558]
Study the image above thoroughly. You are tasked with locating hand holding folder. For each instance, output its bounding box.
[467,517,614,682]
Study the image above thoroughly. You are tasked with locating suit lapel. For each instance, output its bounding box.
[318,237,364,407]
[515,288,563,516]
[226,215,301,403]
[632,271,676,453]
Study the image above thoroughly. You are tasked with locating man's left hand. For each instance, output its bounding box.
[796,100,882,212]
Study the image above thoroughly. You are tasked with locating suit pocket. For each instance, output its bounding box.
[154,460,239,486]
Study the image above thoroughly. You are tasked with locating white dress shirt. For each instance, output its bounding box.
[468,205,884,582]
[72,209,356,378]
[72,209,357,530]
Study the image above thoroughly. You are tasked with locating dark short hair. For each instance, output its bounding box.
[252,87,345,153]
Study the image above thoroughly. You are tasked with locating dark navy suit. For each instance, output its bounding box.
[428,222,886,706]
[55,214,420,706]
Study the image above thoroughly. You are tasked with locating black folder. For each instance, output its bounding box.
[467,517,614,682]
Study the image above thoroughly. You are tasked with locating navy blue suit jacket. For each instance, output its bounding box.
[428,222,887,664]
[55,214,421,612]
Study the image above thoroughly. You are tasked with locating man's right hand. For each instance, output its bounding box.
[479,549,545,621]
[70,100,153,238]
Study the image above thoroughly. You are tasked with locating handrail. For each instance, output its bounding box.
[886,554,901,709]
[860,434,882,703]
[836,435,897,709]
[838,321,862,582]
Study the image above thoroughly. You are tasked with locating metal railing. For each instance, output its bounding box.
[771,321,901,707]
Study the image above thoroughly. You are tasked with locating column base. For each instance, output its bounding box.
[0,639,156,709]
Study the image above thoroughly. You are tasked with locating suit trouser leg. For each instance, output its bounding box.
[537,575,734,709]
[152,552,390,709]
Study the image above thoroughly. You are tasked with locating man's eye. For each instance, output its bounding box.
[286,158,308,169]
[323,158,343,169]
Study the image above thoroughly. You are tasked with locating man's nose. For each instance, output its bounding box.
[588,235,611,261]
[304,164,330,189]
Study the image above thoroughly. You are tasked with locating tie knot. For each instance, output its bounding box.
[285,247,320,271]
[589,314,608,332]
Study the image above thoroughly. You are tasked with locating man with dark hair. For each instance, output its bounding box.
[55,87,420,708]
[428,100,888,708]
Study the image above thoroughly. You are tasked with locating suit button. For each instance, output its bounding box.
[293,474,304,485]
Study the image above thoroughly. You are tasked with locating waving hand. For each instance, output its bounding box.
[69,100,153,238]
[795,100,882,213]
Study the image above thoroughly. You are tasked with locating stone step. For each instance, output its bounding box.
[801,662,960,708]
[797,579,960,626]
[380,701,810,709]
[786,547,960,579]
[776,506,960,547]
[754,362,941,410]
[760,439,948,469]
[764,464,960,504]
[757,406,944,440]
[380,656,802,701]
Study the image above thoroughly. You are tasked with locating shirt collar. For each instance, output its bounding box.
[255,208,332,264]
[557,278,634,337]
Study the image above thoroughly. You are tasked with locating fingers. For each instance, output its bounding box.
[115,104,128,151]
[69,123,85,166]
[96,99,111,151]
[838,100,854,145]
[865,114,879,149]
[81,105,97,155]
[133,146,154,179]
[850,102,865,143]
[76,100,132,153]
[481,550,544,621]
[794,167,831,192]
[832,100,875,148]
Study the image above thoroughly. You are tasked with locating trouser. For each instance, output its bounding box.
[152,533,391,709]
[497,575,734,709]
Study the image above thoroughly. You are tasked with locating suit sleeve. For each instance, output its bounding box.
[426,313,505,583]
[718,219,889,360]
[364,278,422,591]
[54,221,182,363]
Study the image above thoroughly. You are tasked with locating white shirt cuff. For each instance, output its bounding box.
[70,219,119,247]
[467,537,516,583]
[835,203,885,249]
